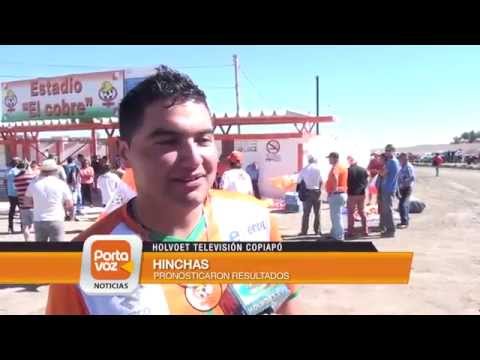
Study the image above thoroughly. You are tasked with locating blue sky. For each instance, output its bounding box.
[1,45,479,147]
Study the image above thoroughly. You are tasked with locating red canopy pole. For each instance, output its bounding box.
[90,129,97,158]
[23,132,29,160]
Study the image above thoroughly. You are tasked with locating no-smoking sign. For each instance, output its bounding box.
[266,140,280,154]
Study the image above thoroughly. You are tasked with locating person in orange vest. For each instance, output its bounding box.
[325,152,348,241]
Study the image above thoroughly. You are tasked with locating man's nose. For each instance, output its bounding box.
[178,140,203,167]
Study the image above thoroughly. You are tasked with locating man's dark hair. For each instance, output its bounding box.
[67,156,73,164]
[9,158,20,167]
[119,65,209,143]
[385,144,396,152]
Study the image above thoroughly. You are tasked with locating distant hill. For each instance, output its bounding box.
[372,143,480,155]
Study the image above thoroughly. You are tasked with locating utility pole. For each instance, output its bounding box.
[315,75,319,135]
[233,54,240,134]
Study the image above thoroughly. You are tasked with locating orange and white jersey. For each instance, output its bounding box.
[102,180,137,215]
[220,169,253,196]
[46,190,295,315]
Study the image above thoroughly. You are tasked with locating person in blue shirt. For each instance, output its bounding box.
[380,144,400,237]
[6,157,21,233]
[397,153,416,229]
[245,161,261,199]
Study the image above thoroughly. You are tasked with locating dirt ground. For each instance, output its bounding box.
[0,166,479,314]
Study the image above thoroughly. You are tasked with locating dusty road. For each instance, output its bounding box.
[0,166,479,314]
[282,166,480,314]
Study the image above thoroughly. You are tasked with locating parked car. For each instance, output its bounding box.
[419,153,434,163]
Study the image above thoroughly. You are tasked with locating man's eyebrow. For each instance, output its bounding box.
[148,128,214,139]
[196,129,215,136]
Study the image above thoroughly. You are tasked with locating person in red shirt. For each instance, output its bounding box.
[432,153,444,177]
[79,159,95,206]
[367,152,383,205]
[367,152,383,177]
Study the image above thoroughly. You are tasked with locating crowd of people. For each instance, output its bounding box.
[7,145,419,243]
[6,145,264,243]
[6,142,419,244]
[5,153,124,241]
[297,144,416,240]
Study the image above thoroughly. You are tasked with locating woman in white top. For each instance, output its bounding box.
[220,151,253,196]
[97,165,122,207]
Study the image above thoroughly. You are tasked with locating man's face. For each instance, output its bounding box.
[385,149,393,159]
[328,157,337,165]
[399,155,407,165]
[119,99,217,209]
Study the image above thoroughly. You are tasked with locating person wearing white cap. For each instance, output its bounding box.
[24,159,74,242]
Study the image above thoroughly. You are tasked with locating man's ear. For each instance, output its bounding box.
[118,139,132,168]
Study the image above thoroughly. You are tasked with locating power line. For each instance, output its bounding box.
[0,61,102,69]
[0,61,233,70]
[206,86,235,89]
[0,63,234,82]
[0,75,31,79]
[206,88,235,91]
[239,66,275,108]
[176,64,232,69]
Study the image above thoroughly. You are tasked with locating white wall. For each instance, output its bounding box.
[234,137,304,199]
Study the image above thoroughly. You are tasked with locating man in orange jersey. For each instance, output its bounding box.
[46,65,301,315]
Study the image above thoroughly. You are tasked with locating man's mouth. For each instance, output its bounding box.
[171,174,206,183]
